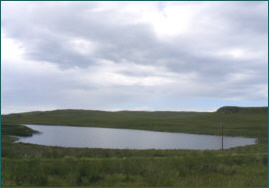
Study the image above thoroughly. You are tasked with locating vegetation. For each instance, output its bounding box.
[1,106,268,186]
[1,123,38,137]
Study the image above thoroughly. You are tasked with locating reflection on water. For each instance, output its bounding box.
[16,124,257,150]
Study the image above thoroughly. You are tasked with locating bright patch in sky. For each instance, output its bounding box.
[1,34,24,61]
[153,5,192,37]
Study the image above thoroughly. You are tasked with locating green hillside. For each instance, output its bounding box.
[1,106,268,141]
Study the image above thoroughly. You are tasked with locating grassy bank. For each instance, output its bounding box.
[1,106,268,186]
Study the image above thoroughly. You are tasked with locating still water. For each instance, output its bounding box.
[16,124,257,150]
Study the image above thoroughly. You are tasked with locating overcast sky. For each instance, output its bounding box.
[1,1,268,114]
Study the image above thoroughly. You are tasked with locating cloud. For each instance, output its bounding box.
[1,1,268,114]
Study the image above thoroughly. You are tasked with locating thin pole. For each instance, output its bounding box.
[221,122,223,150]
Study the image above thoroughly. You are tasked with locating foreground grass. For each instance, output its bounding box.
[1,106,268,187]
[2,153,267,187]
[2,137,268,187]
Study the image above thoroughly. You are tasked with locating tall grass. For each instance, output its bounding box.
[2,153,267,187]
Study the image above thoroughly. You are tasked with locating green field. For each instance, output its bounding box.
[1,106,268,187]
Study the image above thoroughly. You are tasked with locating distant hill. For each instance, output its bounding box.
[1,109,203,129]
[216,106,268,114]
[3,109,201,118]
[2,106,267,117]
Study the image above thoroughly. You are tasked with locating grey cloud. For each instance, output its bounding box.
[220,1,267,35]
[3,1,267,72]
[1,1,267,113]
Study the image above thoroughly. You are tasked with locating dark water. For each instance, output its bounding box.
[16,124,257,150]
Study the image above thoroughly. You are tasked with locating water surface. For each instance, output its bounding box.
[16,124,257,150]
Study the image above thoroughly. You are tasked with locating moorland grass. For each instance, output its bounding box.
[1,149,267,187]
[1,106,268,187]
